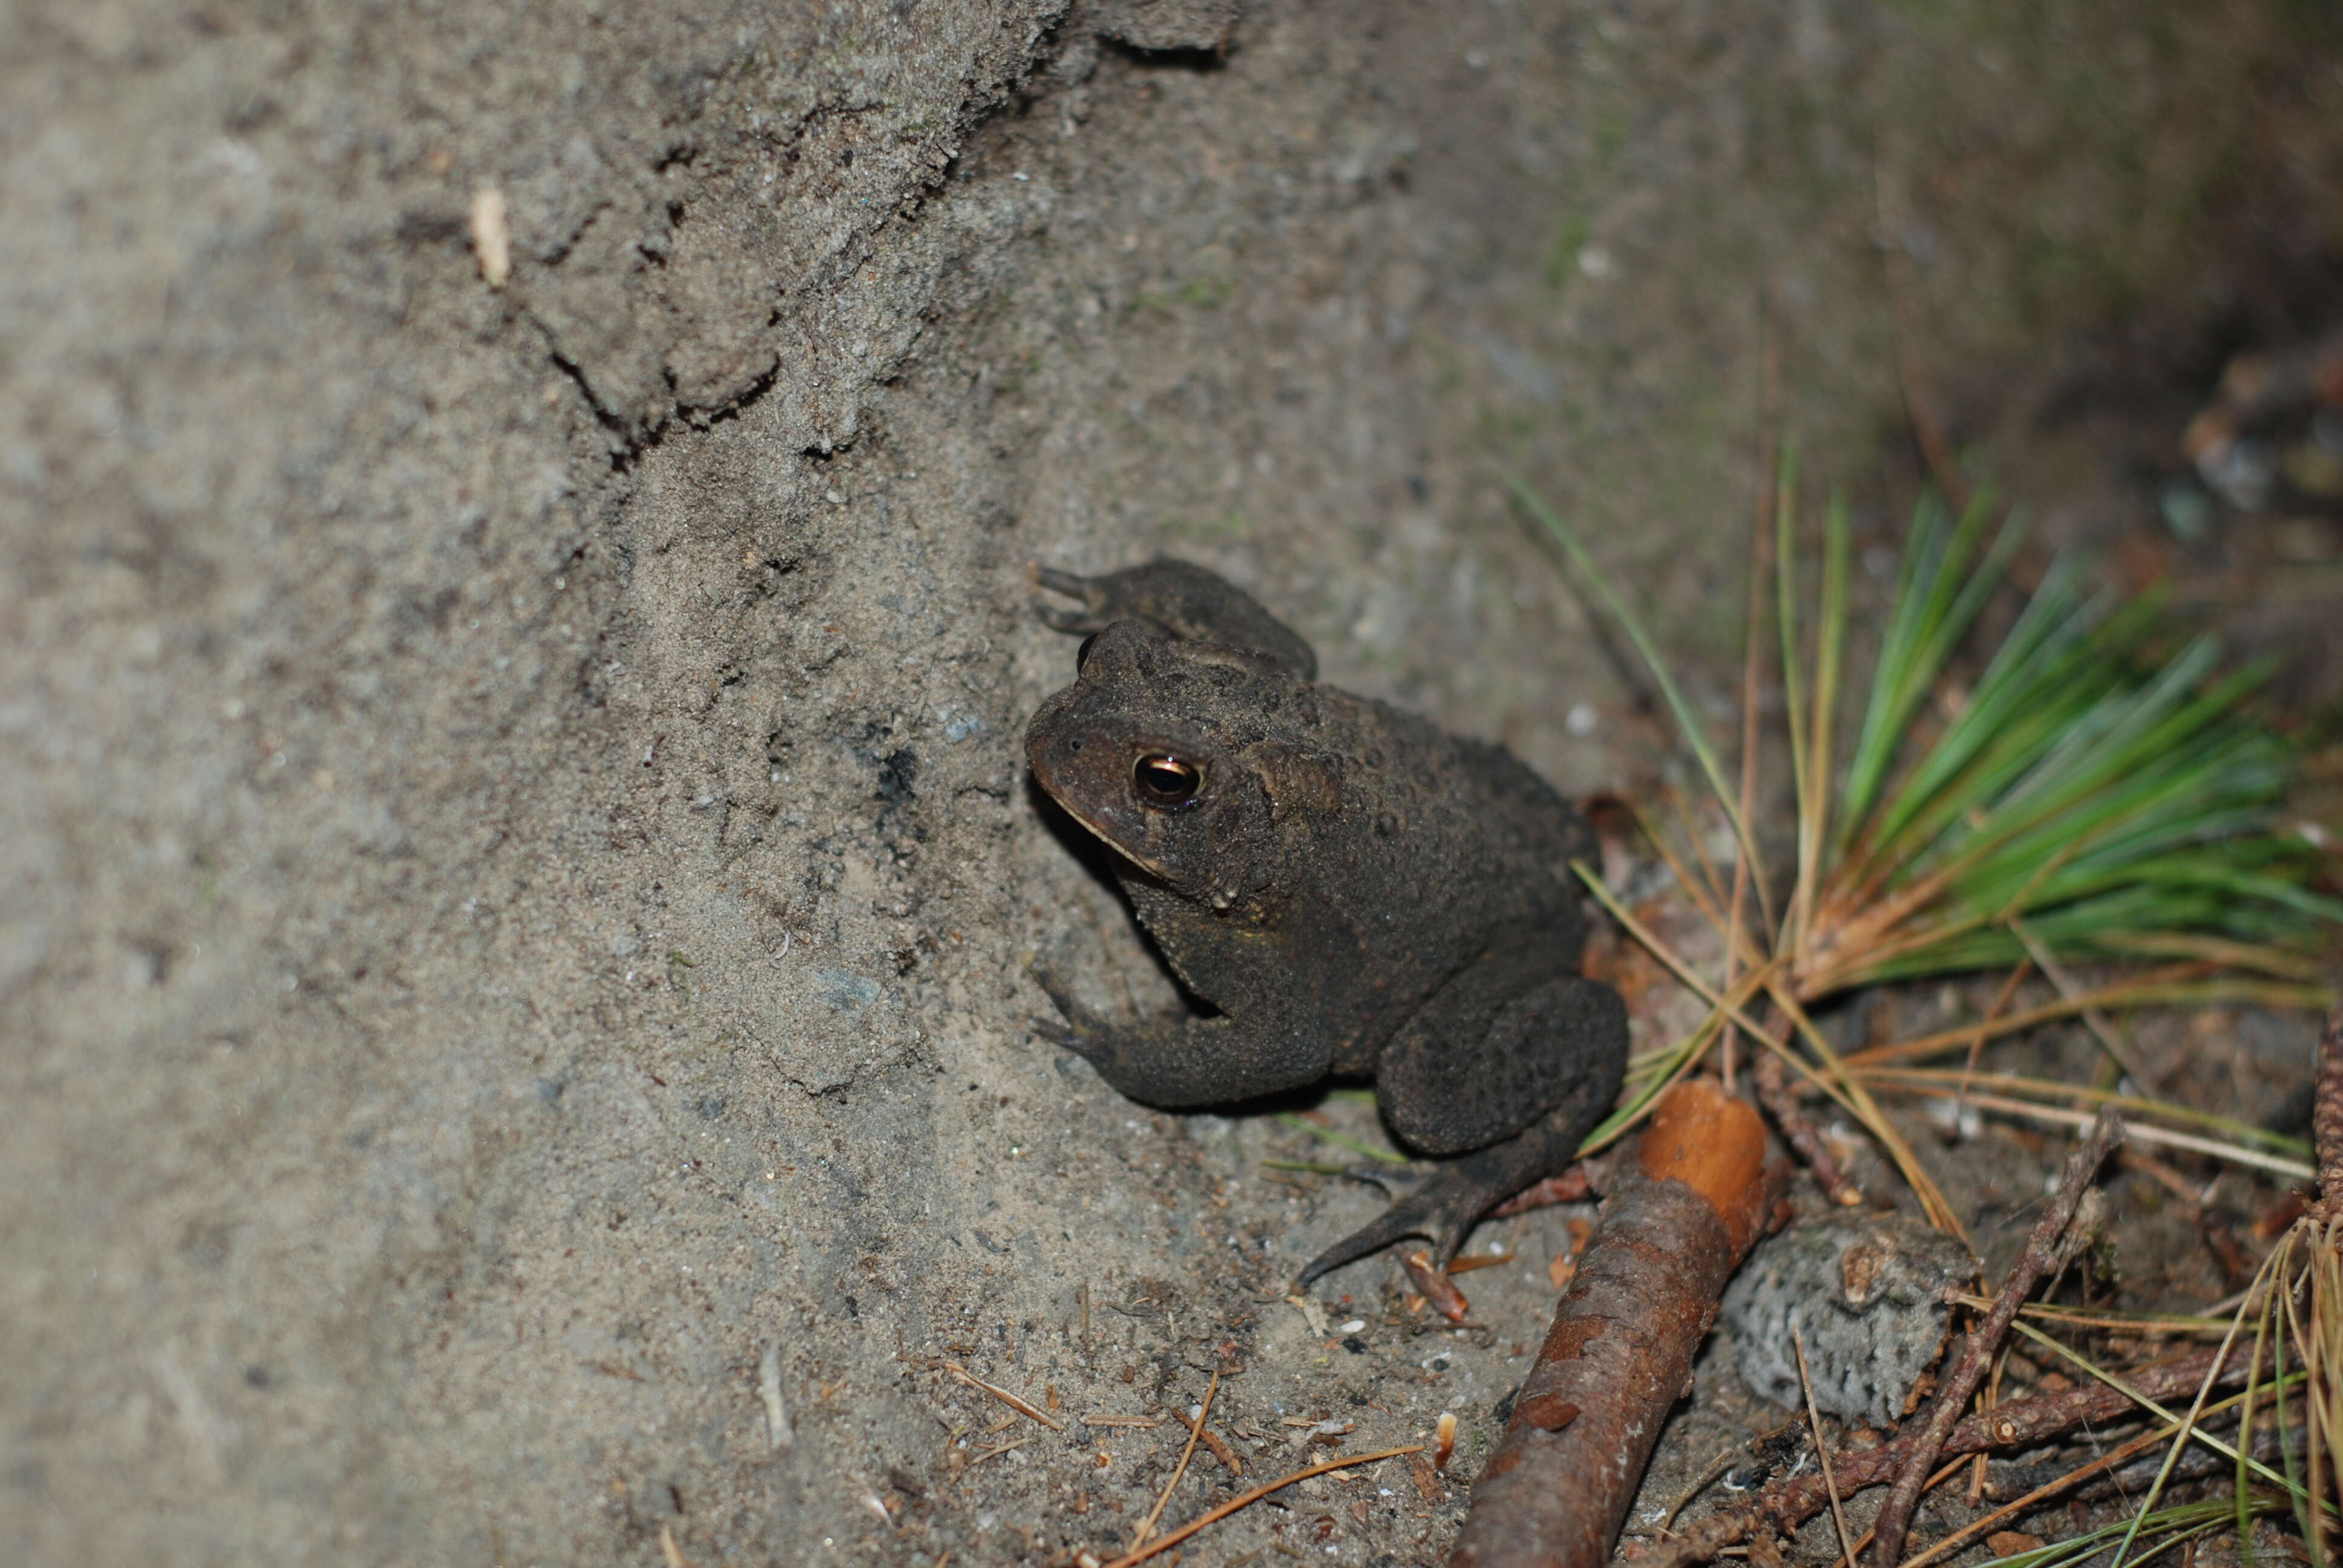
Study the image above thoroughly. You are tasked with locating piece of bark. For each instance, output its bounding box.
[1863,1106,2123,1567]
[1448,1079,1782,1568]
[1401,1249,1472,1324]
[1644,1337,2261,1568]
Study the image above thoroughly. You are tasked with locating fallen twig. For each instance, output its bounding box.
[1897,1395,2246,1568]
[1449,1079,1783,1568]
[1863,1105,2123,1567]
[1645,1337,2263,1567]
[944,1362,1064,1432]
[1095,1445,1423,1568]
[1753,1034,1863,1207]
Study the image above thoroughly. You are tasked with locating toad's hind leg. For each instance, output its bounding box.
[1296,974,1627,1287]
[1031,558,1317,679]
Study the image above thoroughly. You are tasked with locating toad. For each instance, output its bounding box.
[1024,558,1628,1284]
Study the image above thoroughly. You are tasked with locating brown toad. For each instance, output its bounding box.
[1024,558,1627,1284]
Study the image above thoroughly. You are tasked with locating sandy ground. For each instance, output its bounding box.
[5,2,2341,1563]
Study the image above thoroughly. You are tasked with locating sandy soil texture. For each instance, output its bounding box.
[6,1,2340,1563]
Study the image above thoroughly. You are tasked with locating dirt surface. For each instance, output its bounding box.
[6,2,2342,1564]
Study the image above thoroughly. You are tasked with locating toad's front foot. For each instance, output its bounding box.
[1026,962,1112,1063]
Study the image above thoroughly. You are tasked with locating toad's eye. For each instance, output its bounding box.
[1076,632,1101,671]
[1132,753,1203,811]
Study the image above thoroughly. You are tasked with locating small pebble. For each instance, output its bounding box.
[1339,1319,1366,1334]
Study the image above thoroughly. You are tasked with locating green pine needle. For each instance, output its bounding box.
[1521,477,2342,1001]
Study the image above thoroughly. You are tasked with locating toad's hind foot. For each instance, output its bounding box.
[1029,557,1317,679]
[1294,1097,1602,1289]
[1296,1152,1526,1287]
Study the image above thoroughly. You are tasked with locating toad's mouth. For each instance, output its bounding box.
[1031,761,1177,883]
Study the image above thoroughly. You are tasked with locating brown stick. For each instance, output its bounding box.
[1645,1336,2262,1568]
[1863,1106,2123,1567]
[2310,1008,2343,1221]
[1447,1080,1782,1568]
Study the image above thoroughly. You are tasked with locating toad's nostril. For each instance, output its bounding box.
[1066,737,1083,753]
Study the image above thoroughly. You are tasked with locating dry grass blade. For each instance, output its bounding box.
[1792,1331,1855,1568]
[1130,1371,1217,1550]
[1510,474,1768,889]
[2011,1319,2308,1500]
[963,1435,1031,1468]
[1944,1295,2239,1339]
[1842,975,2335,1068]
[1845,1060,2313,1155]
[1273,1111,1408,1166]
[1096,1446,1423,1568]
[1762,978,1961,1235]
[2008,918,2156,1088]
[1849,1075,2314,1180]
